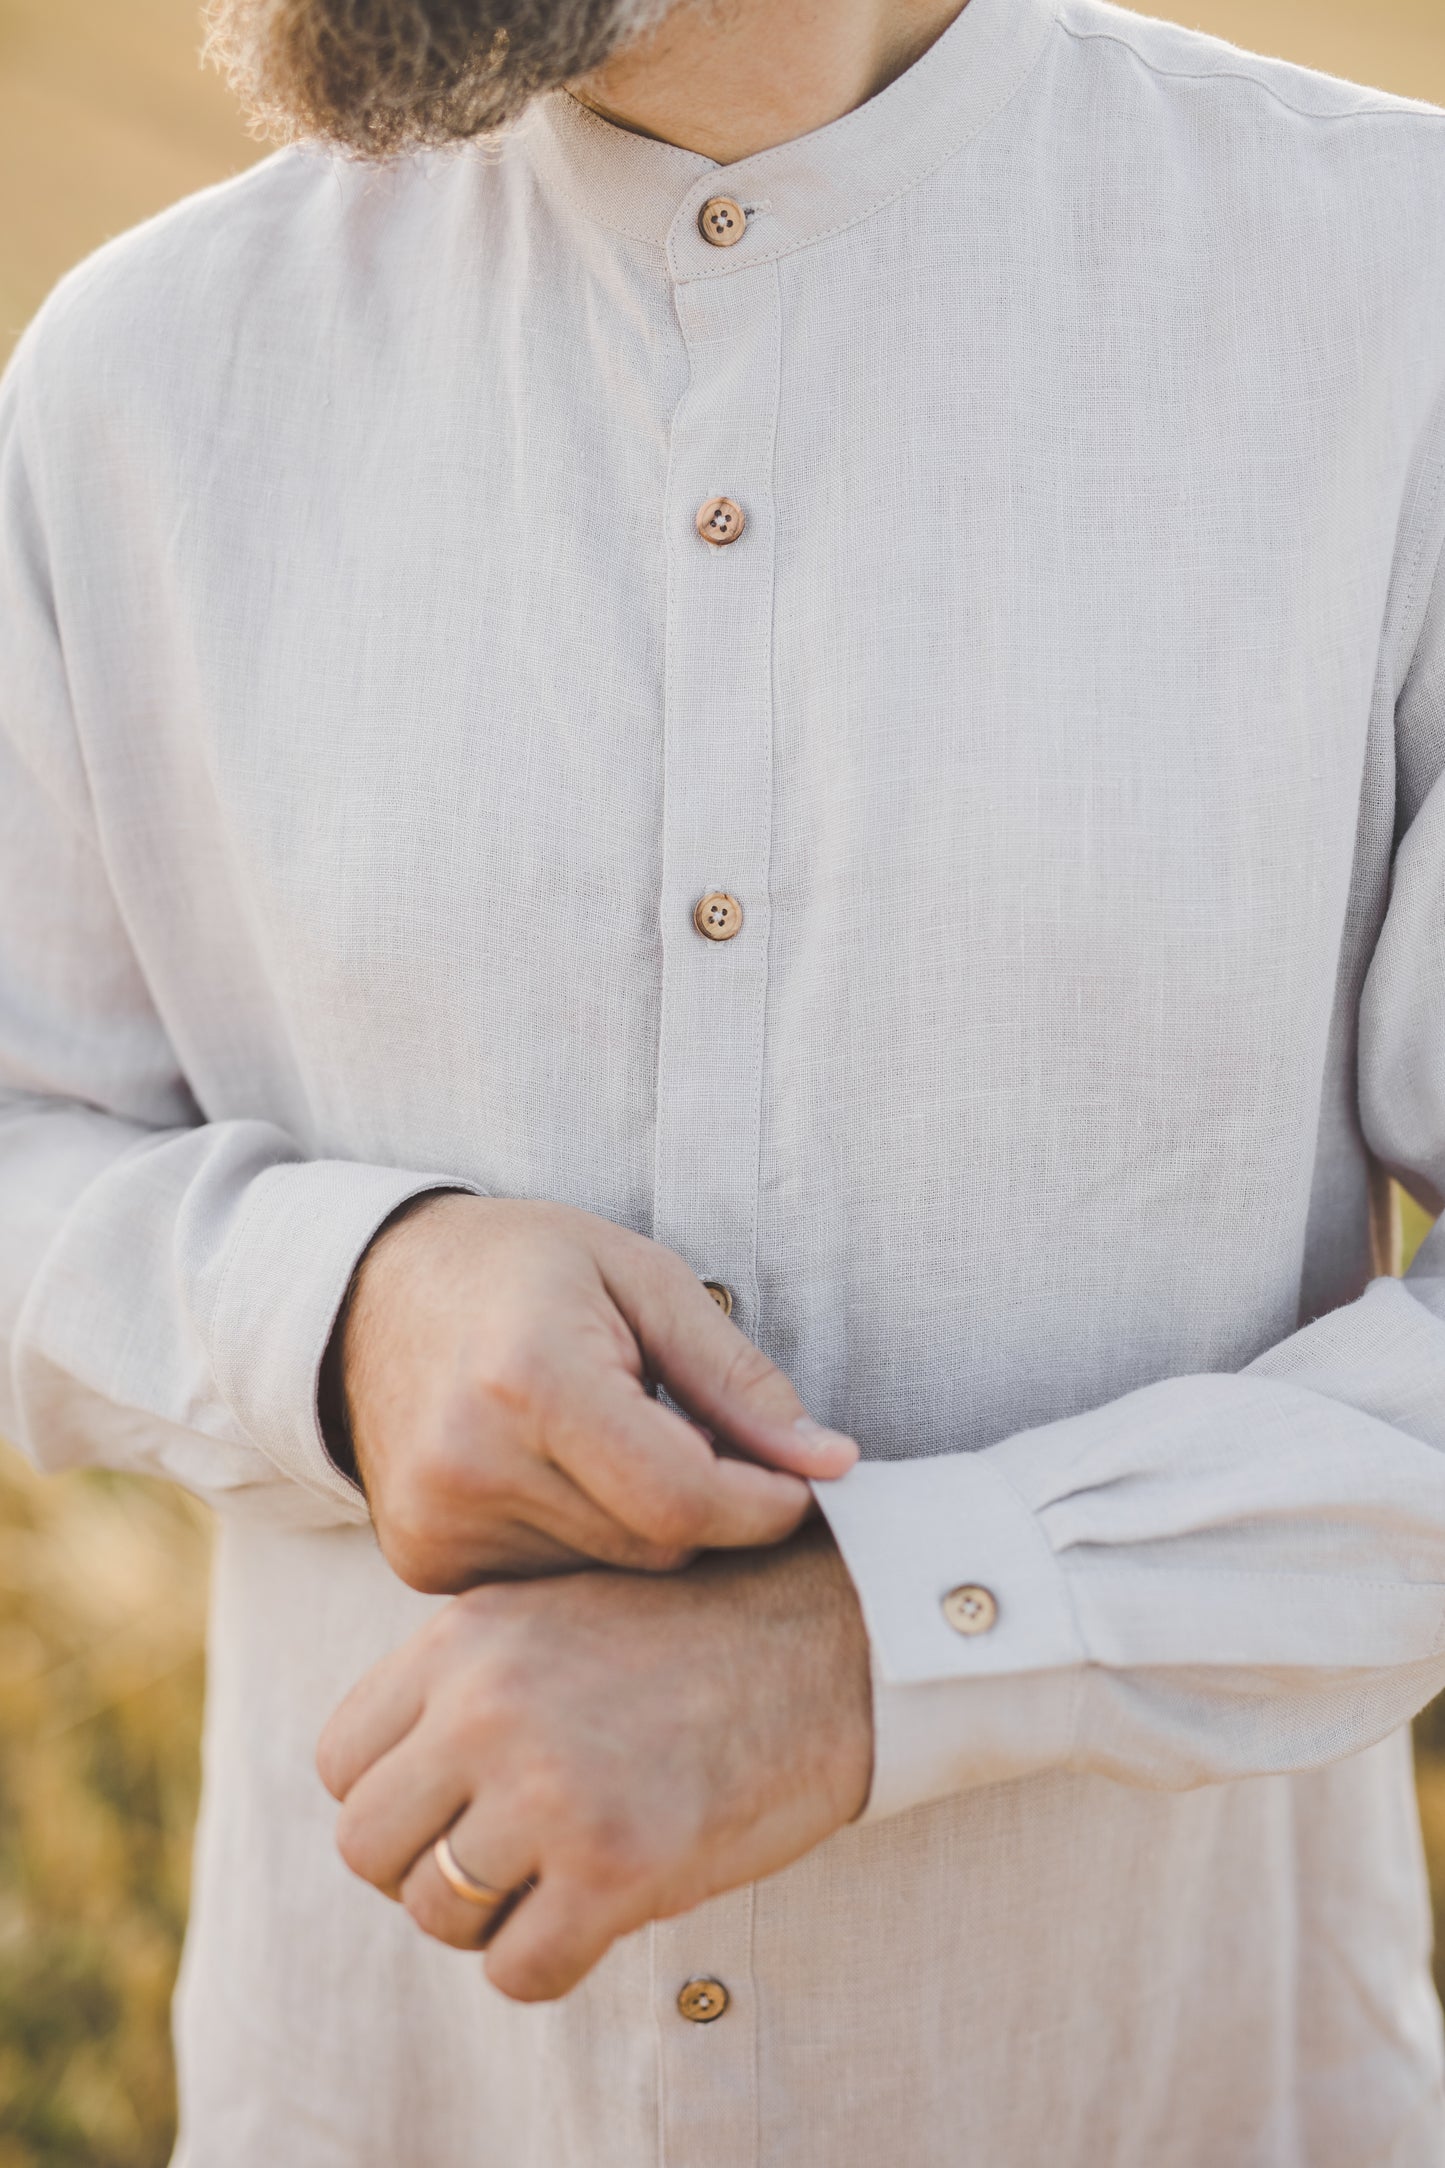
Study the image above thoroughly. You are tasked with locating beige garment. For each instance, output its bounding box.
[4,0,1445,2157]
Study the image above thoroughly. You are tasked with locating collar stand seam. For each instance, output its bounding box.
[668,2,1061,281]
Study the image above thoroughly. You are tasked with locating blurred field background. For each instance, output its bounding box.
[3,0,1445,2161]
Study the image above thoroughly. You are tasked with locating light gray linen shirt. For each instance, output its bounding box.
[7,0,1445,2159]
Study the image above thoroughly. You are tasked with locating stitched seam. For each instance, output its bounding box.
[520,118,673,250]
[744,258,784,1330]
[747,1882,760,2168]
[555,90,706,178]
[534,165,668,252]
[981,1452,1090,1663]
[1405,465,1445,636]
[714,0,1056,190]
[648,287,696,1246]
[533,6,1065,265]
[648,1923,665,2168]
[1059,18,1445,129]
[1061,1665,1085,1773]
[1068,1560,1445,1593]
[573,201,666,249]
[520,97,696,250]
[673,6,1061,282]
[1393,442,1445,700]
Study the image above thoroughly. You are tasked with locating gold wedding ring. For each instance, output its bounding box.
[433,1833,510,1909]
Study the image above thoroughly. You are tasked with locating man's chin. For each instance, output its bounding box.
[201,0,682,158]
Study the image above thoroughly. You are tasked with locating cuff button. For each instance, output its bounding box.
[942,1584,998,1636]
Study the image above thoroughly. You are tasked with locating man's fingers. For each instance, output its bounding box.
[548,1377,813,1553]
[615,1259,860,1478]
[482,1874,624,2003]
[505,1461,701,1576]
[332,1720,474,1897]
[317,1642,431,1801]
[400,1808,538,1953]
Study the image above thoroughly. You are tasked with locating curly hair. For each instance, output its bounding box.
[203,0,681,156]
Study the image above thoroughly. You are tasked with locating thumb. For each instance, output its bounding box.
[622,1265,859,1482]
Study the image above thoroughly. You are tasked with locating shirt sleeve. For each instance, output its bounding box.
[0,347,473,1526]
[818,469,1445,1823]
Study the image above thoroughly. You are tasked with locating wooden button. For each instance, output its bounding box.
[698,196,746,247]
[696,497,745,547]
[694,892,743,942]
[677,1977,730,2023]
[941,1585,998,1637]
[703,1280,734,1316]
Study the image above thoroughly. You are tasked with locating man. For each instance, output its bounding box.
[6,0,1445,2156]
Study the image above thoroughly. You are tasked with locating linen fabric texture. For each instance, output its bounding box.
[4,0,1445,2158]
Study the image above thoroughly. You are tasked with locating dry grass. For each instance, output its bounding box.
[3,1,1445,2163]
[0,1450,208,2165]
[0,0,257,359]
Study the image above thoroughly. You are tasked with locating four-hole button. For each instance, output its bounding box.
[696,496,745,547]
[694,891,744,942]
[699,196,747,248]
[942,1585,998,1637]
[678,1977,730,2023]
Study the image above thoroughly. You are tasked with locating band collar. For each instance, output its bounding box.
[521,0,1059,278]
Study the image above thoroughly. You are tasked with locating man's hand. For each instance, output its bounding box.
[341,1194,858,1590]
[316,1528,873,2002]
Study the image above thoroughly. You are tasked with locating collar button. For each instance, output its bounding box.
[698,196,747,248]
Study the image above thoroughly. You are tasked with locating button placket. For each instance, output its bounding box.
[649,214,777,2168]
[652,246,779,1333]
[652,1890,757,2167]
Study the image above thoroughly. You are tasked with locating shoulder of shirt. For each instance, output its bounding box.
[15,148,320,352]
[4,142,486,432]
[1045,0,1445,306]
[1054,0,1445,132]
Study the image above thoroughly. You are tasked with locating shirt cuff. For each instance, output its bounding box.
[863,1663,1082,1821]
[813,1449,1085,1820]
[201,1160,480,1518]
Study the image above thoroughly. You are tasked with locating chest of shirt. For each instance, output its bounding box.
[85,214,1389,1158]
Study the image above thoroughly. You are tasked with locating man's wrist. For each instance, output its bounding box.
[746,1521,875,1825]
[318,1187,472,1491]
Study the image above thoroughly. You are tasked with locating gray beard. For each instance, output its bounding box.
[203,0,684,156]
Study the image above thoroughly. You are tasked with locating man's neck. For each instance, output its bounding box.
[570,0,970,165]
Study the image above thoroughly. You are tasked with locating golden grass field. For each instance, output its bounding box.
[4,2,1445,2161]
